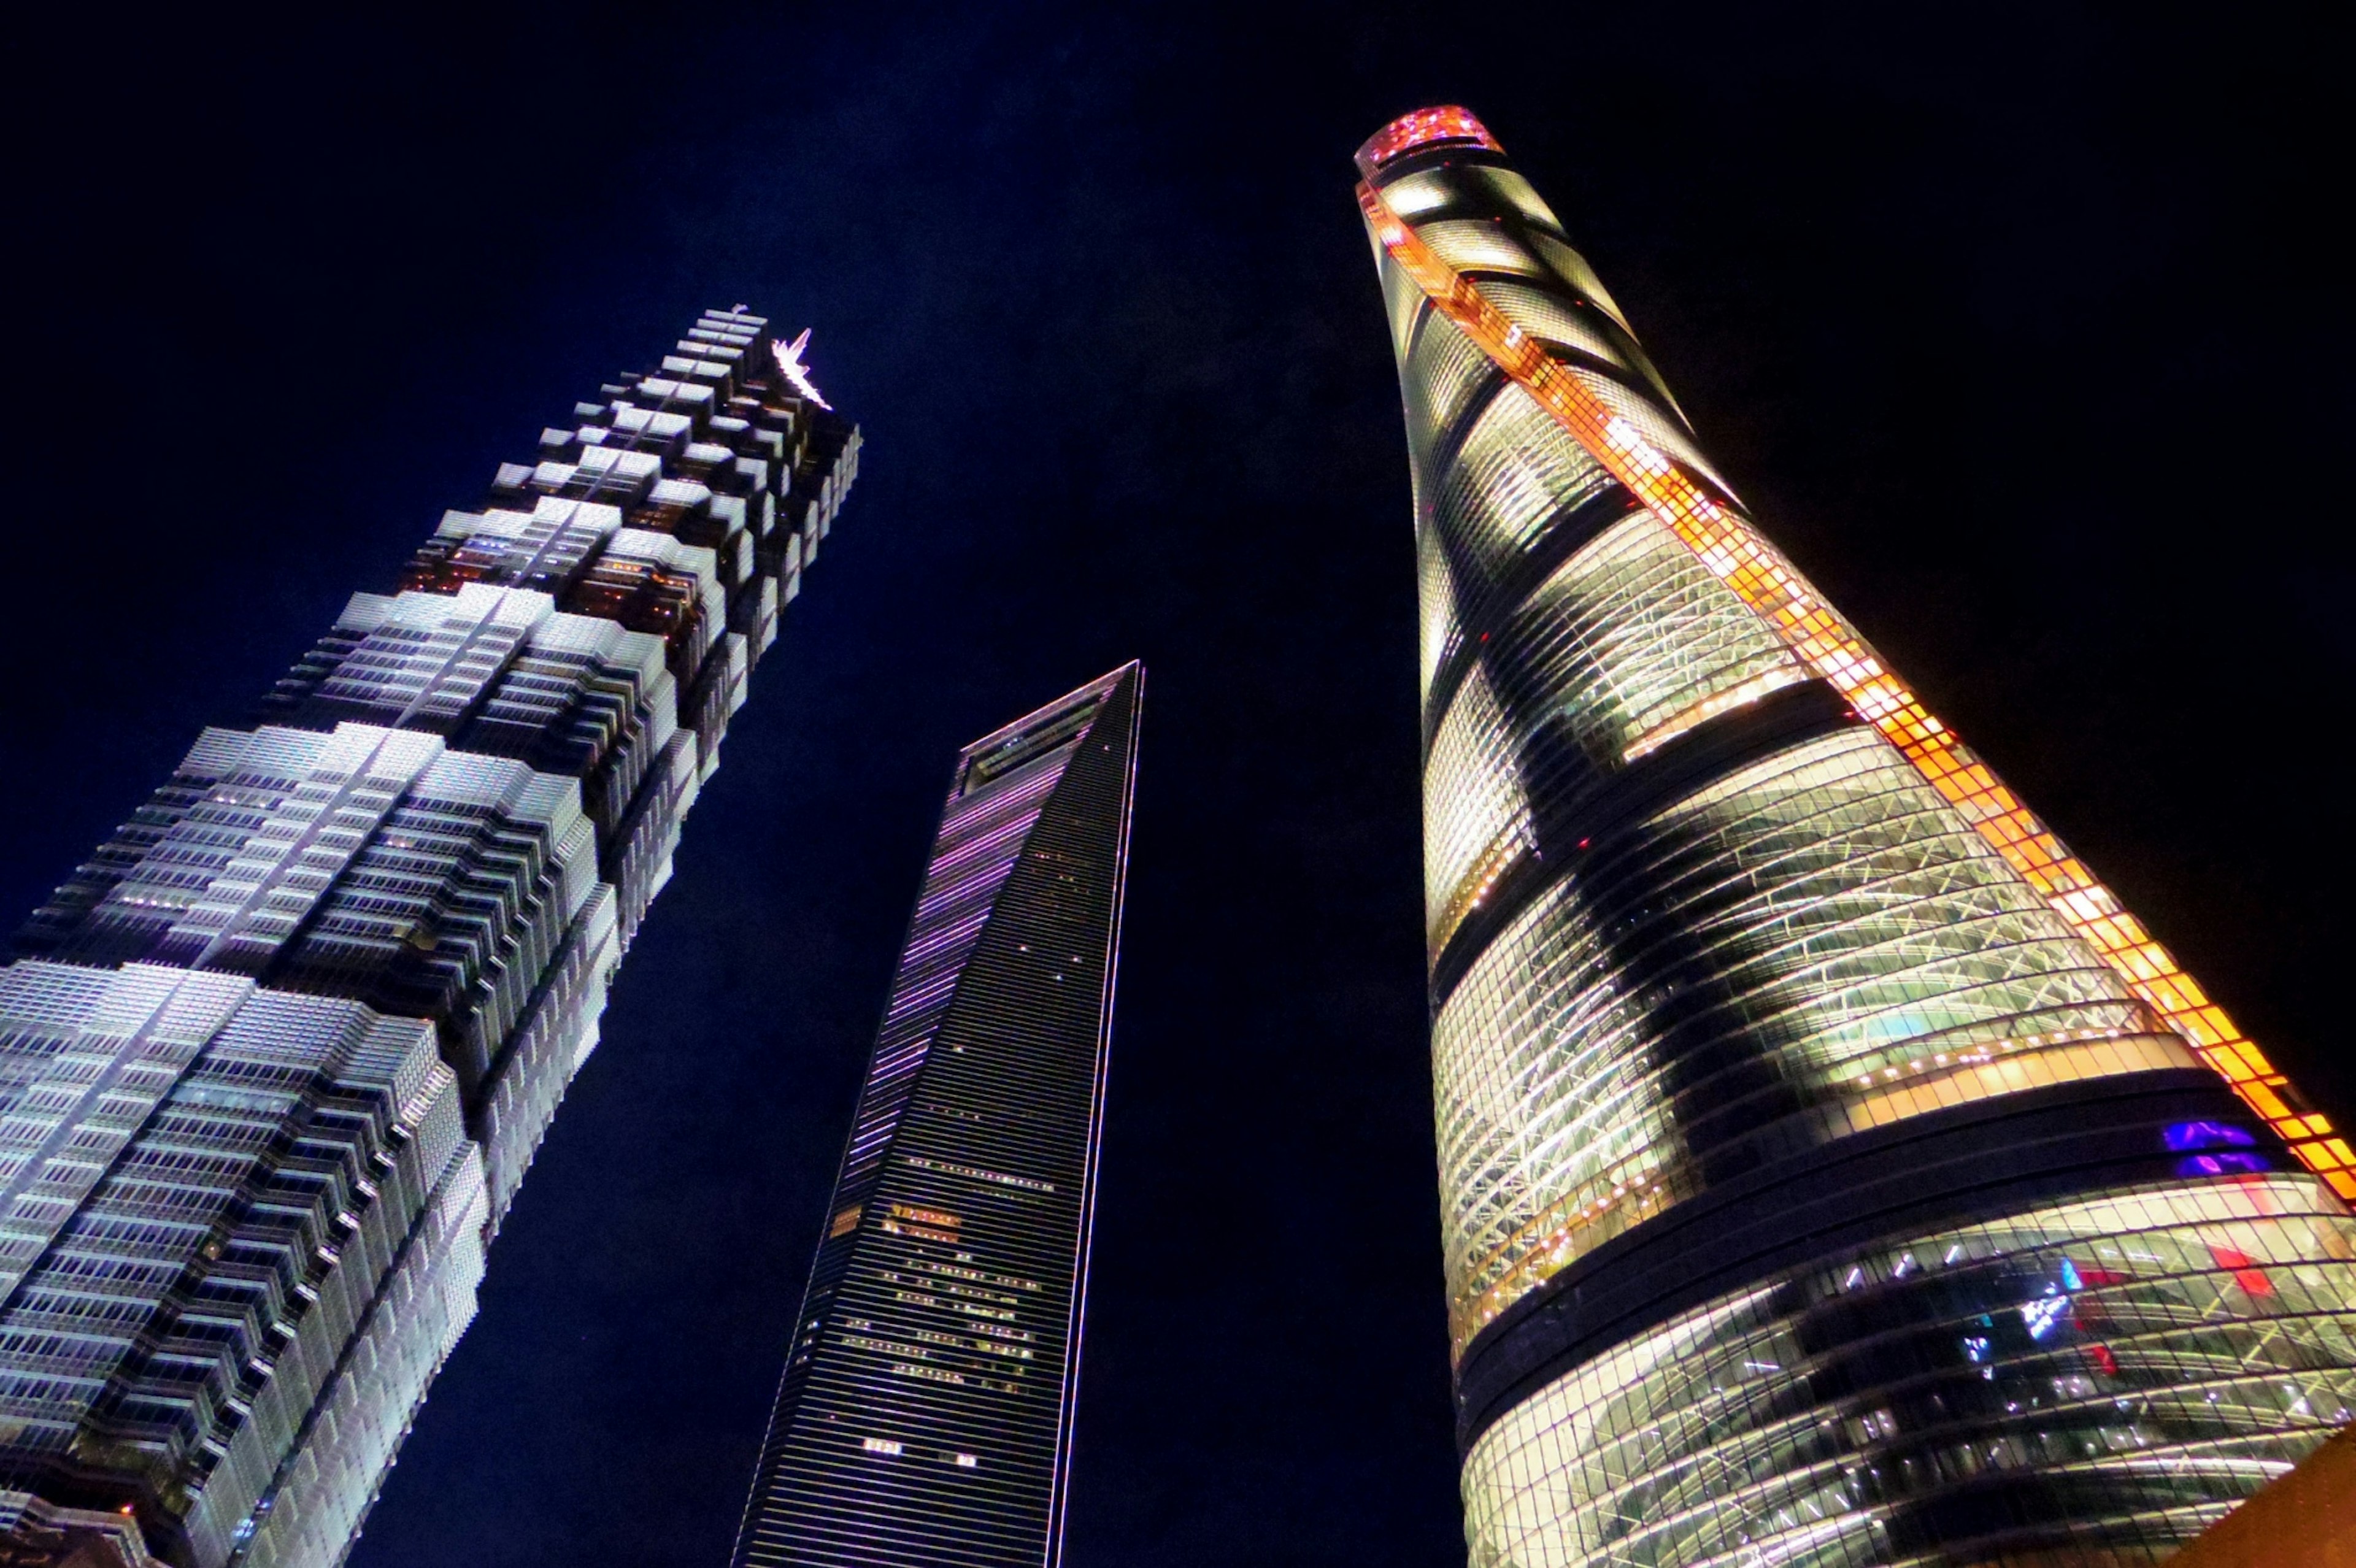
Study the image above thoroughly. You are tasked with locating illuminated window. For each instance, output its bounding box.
[1402,302,1502,464]
[1435,379,1615,577]
[1375,169,1460,221]
[1461,1177,2356,1567]
[1433,726,2157,1343]
[1417,220,1549,281]
[1460,166,1566,236]
[1524,230,1633,335]
[1472,279,1627,370]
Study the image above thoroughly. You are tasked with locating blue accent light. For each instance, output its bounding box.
[2164,1120,2258,1153]
[2179,1153,2273,1178]
[2022,1289,2071,1341]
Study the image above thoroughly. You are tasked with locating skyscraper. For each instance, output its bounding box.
[731,663,1141,1568]
[0,310,861,1568]
[1355,106,2356,1564]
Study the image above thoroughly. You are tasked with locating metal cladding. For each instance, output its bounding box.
[0,310,861,1568]
[731,664,1141,1568]
[1356,107,2356,1564]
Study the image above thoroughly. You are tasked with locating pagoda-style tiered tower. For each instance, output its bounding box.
[0,310,861,1568]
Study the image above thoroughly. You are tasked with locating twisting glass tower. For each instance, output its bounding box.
[0,310,861,1568]
[731,664,1141,1568]
[1355,107,2356,1566]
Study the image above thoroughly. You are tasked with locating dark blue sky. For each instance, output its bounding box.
[6,4,2344,1563]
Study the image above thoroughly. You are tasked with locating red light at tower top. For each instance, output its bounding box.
[1353,105,1503,179]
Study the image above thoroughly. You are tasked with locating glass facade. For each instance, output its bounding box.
[1465,1179,2356,1566]
[0,309,862,1568]
[1355,107,2356,1562]
[731,665,1141,1568]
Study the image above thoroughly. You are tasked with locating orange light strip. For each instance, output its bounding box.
[1361,180,2356,1199]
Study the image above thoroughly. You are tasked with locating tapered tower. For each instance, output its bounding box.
[0,310,861,1568]
[731,664,1141,1568]
[1357,106,2356,1564]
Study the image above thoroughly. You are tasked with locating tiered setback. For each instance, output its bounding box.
[0,310,861,1568]
[1356,110,2356,1566]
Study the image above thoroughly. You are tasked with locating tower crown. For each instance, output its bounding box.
[1353,104,1502,180]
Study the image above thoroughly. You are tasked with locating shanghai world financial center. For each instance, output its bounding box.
[0,97,2346,1568]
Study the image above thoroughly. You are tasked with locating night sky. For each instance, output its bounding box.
[6,4,2345,1563]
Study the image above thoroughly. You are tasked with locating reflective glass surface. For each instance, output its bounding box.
[1464,1176,2356,1567]
[1355,114,2356,1563]
[1436,726,2173,1344]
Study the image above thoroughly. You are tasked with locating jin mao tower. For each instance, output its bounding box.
[0,310,860,1567]
[1356,106,2356,1564]
[731,664,1141,1568]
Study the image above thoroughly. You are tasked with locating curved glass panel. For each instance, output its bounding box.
[1420,507,1801,963]
[1379,251,1430,363]
[1433,874,1660,1321]
[1434,726,2155,1341]
[1425,666,1532,940]
[1463,1176,2356,1568]
[1420,220,1550,280]
[1417,516,1463,702]
[1477,279,1629,370]
[1378,167,1463,220]
[1462,165,1566,235]
[1404,306,1505,467]
[1503,511,1801,766]
[1526,229,1634,334]
[1366,127,2356,1564]
[1566,360,1735,501]
[1434,380,1616,582]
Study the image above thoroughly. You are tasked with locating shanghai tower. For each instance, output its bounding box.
[1355,107,2356,1564]
[0,310,859,1568]
[731,663,1141,1568]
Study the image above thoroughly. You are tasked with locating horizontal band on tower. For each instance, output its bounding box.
[1428,678,1860,1009]
[1419,487,1648,758]
[1451,1066,2289,1453]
